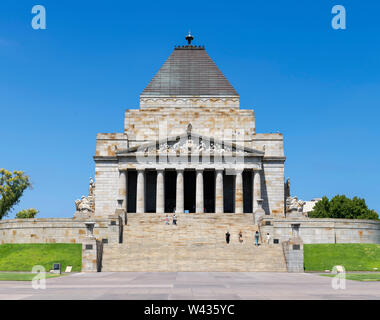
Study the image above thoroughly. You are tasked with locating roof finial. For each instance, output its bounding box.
[185,31,194,45]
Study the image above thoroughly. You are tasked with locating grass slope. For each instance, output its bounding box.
[304,244,380,271]
[0,244,82,272]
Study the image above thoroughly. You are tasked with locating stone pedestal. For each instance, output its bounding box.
[253,199,265,224]
[81,237,98,272]
[287,208,304,218]
[73,211,93,219]
[114,208,126,225]
[282,236,304,273]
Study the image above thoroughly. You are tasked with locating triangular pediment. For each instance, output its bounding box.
[116,130,264,157]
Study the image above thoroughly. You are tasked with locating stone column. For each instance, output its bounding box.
[118,170,127,210]
[176,169,184,213]
[215,169,224,213]
[235,170,243,213]
[156,169,165,213]
[136,169,145,213]
[196,169,204,213]
[253,170,262,210]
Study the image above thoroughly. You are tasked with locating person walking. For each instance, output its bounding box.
[172,214,177,225]
[238,230,243,243]
[165,214,169,225]
[266,232,271,244]
[254,231,260,246]
[225,231,230,244]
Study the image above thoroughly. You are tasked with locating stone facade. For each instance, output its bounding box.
[93,43,285,220]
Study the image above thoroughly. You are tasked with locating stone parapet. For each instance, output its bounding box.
[260,217,380,244]
[0,217,120,245]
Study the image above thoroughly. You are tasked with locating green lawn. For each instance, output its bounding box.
[0,243,82,272]
[321,273,380,282]
[304,243,380,271]
[0,272,64,281]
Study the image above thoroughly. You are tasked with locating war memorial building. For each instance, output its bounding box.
[94,36,285,219]
[1,35,379,272]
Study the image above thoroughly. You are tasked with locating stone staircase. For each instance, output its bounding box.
[101,213,287,272]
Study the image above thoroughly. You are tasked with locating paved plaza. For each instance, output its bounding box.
[0,272,380,300]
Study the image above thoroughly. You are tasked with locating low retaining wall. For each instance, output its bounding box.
[0,217,120,245]
[261,217,380,244]
[0,216,123,272]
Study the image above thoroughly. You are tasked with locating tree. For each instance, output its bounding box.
[309,195,378,220]
[0,169,31,220]
[16,208,38,219]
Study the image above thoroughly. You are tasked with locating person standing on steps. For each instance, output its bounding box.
[266,232,271,244]
[254,231,260,246]
[172,214,177,225]
[225,231,230,244]
[165,214,169,225]
[238,230,243,243]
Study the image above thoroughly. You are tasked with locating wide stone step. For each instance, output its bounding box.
[100,213,285,272]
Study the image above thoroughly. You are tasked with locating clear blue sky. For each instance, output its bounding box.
[1,1,379,218]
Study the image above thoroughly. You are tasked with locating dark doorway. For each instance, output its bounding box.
[204,170,215,213]
[145,170,157,213]
[184,170,196,213]
[164,170,176,213]
[223,173,234,213]
[243,170,253,213]
[127,170,137,213]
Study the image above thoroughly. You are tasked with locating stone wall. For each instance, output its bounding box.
[124,107,255,143]
[0,217,120,245]
[94,160,119,217]
[261,160,285,217]
[261,217,380,244]
[93,105,286,218]
[252,133,284,158]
